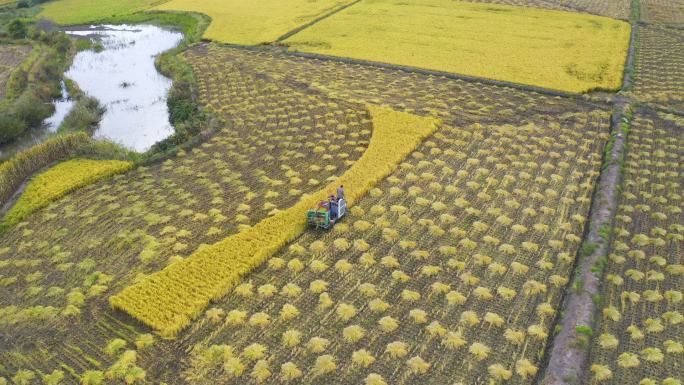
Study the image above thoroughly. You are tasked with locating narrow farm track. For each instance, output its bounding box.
[540,15,641,385]
[542,0,683,383]
[541,99,633,385]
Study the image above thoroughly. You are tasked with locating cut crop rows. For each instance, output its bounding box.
[588,110,683,385]
[110,106,438,337]
[632,25,684,111]
[185,44,605,128]
[1,43,613,383]
[640,0,684,24]
[162,102,610,384]
[0,57,371,375]
[463,0,631,19]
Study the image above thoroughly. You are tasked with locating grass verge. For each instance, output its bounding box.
[110,106,439,337]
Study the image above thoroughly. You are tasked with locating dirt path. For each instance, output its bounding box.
[540,98,631,385]
[539,1,641,383]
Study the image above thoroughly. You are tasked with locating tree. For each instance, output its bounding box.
[7,19,28,39]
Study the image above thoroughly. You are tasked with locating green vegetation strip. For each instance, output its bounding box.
[110,106,439,337]
[1,157,133,229]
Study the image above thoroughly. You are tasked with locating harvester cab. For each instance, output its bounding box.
[307,198,347,230]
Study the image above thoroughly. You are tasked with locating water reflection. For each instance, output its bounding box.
[0,24,183,160]
[66,25,183,151]
[44,80,74,131]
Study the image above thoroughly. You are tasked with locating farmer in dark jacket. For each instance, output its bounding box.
[329,194,338,219]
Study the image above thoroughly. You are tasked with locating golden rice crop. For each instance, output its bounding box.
[154,0,354,45]
[283,0,630,93]
[109,106,439,337]
[39,0,160,24]
[0,133,90,207]
[2,158,132,228]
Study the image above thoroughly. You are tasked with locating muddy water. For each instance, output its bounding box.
[65,25,183,151]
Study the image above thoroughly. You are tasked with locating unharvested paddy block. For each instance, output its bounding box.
[155,0,355,45]
[284,0,631,93]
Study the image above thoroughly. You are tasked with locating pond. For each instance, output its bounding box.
[0,24,183,161]
[65,24,183,152]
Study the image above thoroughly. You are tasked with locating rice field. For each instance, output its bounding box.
[1,158,133,228]
[171,101,610,385]
[39,0,162,25]
[185,44,603,128]
[3,1,683,384]
[0,42,614,383]
[640,0,684,24]
[38,0,630,93]
[0,54,373,379]
[282,0,631,93]
[154,0,355,45]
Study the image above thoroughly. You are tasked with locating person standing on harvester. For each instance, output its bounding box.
[337,185,345,201]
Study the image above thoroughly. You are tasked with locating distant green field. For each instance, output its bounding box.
[40,0,162,24]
